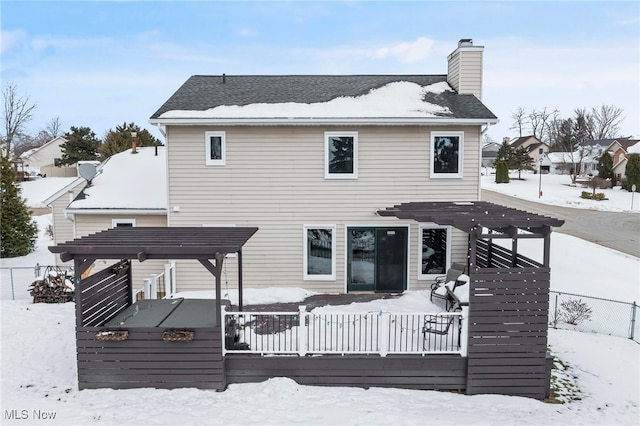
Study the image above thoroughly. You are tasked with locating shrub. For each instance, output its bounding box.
[597,151,614,180]
[580,191,592,199]
[495,161,510,183]
[592,192,607,200]
[559,298,592,325]
[626,153,640,192]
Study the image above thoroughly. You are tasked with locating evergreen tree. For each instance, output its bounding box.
[495,161,510,183]
[99,122,162,159]
[0,153,38,257]
[625,154,640,192]
[494,141,513,167]
[511,146,534,179]
[59,126,100,166]
[597,151,614,180]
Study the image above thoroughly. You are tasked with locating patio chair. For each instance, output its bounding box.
[423,314,454,335]
[429,262,466,303]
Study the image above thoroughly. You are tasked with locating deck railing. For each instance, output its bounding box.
[133,261,176,300]
[222,307,467,357]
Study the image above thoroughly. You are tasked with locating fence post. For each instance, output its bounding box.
[553,293,559,328]
[221,305,227,356]
[460,307,469,357]
[630,302,637,340]
[143,278,151,300]
[10,268,15,300]
[164,263,174,297]
[379,312,388,357]
[298,306,307,356]
[150,274,158,299]
[34,263,40,278]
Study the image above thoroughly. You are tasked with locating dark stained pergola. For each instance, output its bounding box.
[49,226,259,312]
[378,201,564,269]
[379,201,565,399]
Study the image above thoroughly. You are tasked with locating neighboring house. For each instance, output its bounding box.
[45,146,168,286]
[539,149,599,176]
[606,138,640,184]
[18,136,77,177]
[510,135,549,165]
[148,39,498,294]
[481,141,500,168]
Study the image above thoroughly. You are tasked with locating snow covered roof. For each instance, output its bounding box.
[543,151,599,164]
[150,75,497,124]
[21,177,81,208]
[628,141,640,155]
[67,146,166,213]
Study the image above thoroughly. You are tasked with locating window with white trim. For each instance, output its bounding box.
[303,225,336,280]
[325,132,357,179]
[112,219,135,227]
[431,131,463,178]
[418,224,451,279]
[205,131,226,166]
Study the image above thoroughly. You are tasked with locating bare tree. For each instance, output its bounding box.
[1,83,37,158]
[591,104,624,140]
[569,108,592,184]
[510,107,527,137]
[46,116,62,139]
[528,107,556,143]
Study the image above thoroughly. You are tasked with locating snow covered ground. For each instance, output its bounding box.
[482,169,640,213]
[1,175,639,425]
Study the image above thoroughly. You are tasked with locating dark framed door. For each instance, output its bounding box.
[347,227,407,293]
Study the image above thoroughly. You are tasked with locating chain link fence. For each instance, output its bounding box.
[549,290,639,343]
[1,264,73,301]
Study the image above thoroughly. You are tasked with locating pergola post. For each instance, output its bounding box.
[238,249,244,311]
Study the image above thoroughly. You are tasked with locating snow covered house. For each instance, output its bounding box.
[52,39,566,399]
[606,138,640,184]
[18,136,78,178]
[148,39,499,295]
[539,149,600,175]
[510,135,549,165]
[45,146,168,286]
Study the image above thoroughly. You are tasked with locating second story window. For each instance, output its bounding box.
[205,131,226,166]
[325,132,357,179]
[431,131,464,178]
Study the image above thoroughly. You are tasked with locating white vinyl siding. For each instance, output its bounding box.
[165,124,481,293]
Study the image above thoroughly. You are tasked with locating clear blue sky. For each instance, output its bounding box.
[2,1,639,142]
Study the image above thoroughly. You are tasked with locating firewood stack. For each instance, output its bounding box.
[29,266,75,303]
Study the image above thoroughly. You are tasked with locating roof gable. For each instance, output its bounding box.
[150,75,497,123]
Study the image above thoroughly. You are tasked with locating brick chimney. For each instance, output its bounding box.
[447,38,484,101]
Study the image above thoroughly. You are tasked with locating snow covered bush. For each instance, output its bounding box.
[559,298,592,325]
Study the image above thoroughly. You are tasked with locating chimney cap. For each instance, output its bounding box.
[459,38,473,46]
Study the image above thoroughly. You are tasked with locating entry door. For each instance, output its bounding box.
[347,227,407,293]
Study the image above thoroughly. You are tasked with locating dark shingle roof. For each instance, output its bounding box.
[150,74,497,121]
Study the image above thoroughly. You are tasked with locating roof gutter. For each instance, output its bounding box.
[64,208,167,215]
[149,117,499,127]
